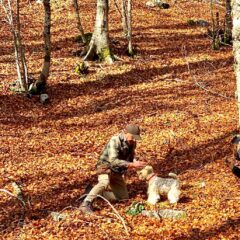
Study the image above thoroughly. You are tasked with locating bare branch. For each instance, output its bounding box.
[96,194,130,236]
[113,0,122,16]
[0,188,25,207]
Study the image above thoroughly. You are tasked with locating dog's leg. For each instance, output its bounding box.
[168,187,180,204]
[147,192,160,205]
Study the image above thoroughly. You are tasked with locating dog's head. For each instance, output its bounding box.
[137,165,154,180]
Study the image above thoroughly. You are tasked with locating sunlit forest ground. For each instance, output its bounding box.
[0,0,239,239]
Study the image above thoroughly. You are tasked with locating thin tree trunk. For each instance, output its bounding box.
[84,0,114,64]
[31,0,51,93]
[232,0,240,127]
[121,0,133,55]
[12,31,22,84]
[210,0,217,49]
[16,0,28,90]
[121,0,128,37]
[1,0,28,92]
[40,0,51,84]
[225,0,232,43]
[73,0,86,44]
[127,0,133,55]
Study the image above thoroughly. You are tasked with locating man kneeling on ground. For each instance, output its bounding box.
[80,124,147,214]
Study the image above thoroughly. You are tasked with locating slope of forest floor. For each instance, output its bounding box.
[0,0,239,239]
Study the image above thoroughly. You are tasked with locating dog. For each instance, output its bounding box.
[137,165,181,205]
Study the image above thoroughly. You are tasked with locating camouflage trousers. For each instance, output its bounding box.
[84,172,129,203]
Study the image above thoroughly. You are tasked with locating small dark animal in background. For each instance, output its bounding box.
[226,136,240,178]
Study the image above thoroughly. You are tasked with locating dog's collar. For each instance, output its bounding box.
[146,173,157,182]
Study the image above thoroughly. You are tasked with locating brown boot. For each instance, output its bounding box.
[80,201,94,214]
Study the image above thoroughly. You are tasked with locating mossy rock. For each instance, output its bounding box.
[142,209,187,219]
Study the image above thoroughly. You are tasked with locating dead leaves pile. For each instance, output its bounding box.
[0,0,239,239]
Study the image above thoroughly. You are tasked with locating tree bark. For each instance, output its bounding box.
[232,0,240,127]
[84,0,114,64]
[225,0,232,43]
[121,0,128,37]
[1,0,28,92]
[31,0,51,94]
[121,0,133,55]
[127,0,133,55]
[16,0,28,90]
[73,0,86,44]
[210,0,220,50]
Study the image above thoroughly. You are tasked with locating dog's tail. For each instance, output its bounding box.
[168,172,178,179]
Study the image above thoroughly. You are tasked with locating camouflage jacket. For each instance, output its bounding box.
[97,132,136,173]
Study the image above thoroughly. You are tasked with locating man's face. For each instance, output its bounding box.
[125,133,136,146]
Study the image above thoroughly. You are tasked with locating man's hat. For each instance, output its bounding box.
[125,124,141,140]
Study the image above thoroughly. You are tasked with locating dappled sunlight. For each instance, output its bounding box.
[0,0,239,239]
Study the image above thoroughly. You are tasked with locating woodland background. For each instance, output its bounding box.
[0,0,240,239]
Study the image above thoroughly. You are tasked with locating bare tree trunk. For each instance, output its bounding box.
[120,0,133,55]
[210,0,219,50]
[73,0,86,44]
[1,0,28,92]
[31,0,51,93]
[84,0,114,64]
[225,0,232,43]
[16,0,28,90]
[41,0,51,84]
[232,0,240,127]
[127,0,133,55]
[121,0,128,37]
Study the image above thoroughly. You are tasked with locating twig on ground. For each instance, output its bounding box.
[97,195,130,236]
[113,55,124,61]
[225,197,240,200]
[60,205,79,213]
[0,189,25,207]
[165,78,184,82]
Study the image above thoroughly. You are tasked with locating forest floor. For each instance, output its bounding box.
[0,0,239,239]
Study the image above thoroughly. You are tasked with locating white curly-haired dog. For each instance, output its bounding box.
[137,165,181,205]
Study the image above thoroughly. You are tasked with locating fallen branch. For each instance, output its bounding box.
[60,205,79,213]
[225,197,240,201]
[77,193,129,235]
[0,188,25,207]
[113,54,124,61]
[96,195,130,236]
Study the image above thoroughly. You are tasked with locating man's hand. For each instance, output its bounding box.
[128,161,146,169]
